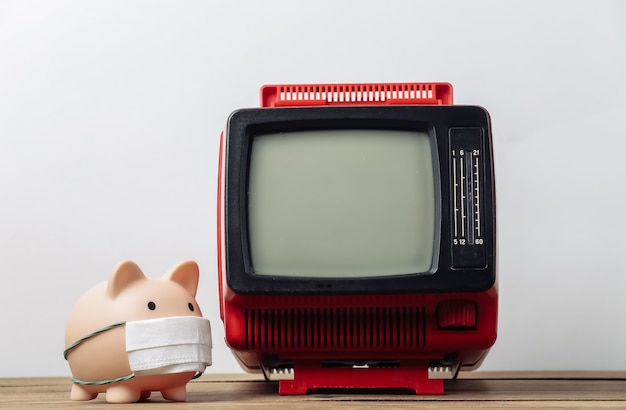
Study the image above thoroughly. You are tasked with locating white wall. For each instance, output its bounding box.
[1,0,624,377]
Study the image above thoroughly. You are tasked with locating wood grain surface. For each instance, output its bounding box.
[1,372,625,409]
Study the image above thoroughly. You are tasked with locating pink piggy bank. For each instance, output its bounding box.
[64,260,212,403]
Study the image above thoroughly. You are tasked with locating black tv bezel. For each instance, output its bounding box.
[223,105,495,295]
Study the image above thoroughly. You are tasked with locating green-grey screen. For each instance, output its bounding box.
[247,129,435,278]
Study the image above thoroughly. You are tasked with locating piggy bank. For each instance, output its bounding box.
[64,260,212,403]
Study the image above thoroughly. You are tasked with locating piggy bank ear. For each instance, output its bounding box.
[106,261,146,299]
[165,260,199,297]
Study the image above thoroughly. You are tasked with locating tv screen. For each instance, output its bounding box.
[247,129,435,278]
[222,104,494,295]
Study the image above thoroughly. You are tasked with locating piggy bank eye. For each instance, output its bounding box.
[188,303,194,312]
[147,301,156,311]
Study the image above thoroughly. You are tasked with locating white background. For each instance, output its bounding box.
[1,0,625,377]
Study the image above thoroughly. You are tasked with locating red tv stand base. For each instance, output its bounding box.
[270,360,445,395]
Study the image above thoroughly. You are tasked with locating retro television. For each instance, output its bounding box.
[217,83,497,395]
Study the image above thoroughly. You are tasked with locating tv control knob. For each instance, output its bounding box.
[437,300,477,330]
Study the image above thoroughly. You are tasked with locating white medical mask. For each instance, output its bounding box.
[64,316,212,385]
[126,316,212,376]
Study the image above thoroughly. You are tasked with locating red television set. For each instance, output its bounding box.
[217,83,497,395]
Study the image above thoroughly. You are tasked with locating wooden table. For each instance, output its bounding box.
[2,372,625,408]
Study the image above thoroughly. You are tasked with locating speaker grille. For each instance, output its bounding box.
[244,306,427,350]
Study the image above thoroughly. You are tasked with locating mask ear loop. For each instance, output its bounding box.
[70,373,136,386]
[63,321,126,360]
[64,321,135,385]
